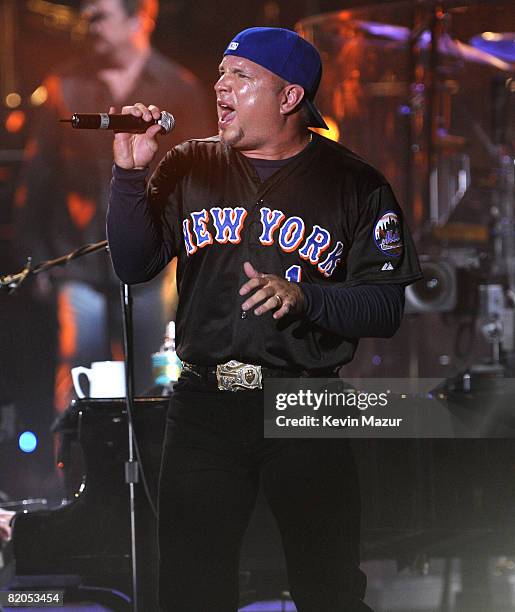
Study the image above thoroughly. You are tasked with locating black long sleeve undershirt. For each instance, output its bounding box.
[300,282,404,338]
[107,165,405,339]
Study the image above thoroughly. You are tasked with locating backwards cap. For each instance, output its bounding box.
[223,27,328,129]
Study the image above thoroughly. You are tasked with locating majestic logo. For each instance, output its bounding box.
[374,211,403,257]
[381,262,394,271]
[228,42,239,50]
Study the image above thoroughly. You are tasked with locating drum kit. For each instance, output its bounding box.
[298,0,514,373]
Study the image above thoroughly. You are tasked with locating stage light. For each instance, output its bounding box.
[5,92,21,108]
[5,110,26,133]
[312,116,340,142]
[30,85,48,106]
[482,32,502,42]
[18,431,38,453]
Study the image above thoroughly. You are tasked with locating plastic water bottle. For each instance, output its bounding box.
[151,321,182,390]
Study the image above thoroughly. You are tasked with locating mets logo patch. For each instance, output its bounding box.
[374,211,403,257]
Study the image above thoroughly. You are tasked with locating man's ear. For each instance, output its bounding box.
[280,84,306,116]
[128,13,141,33]
[132,10,155,36]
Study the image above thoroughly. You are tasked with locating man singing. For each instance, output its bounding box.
[107,27,422,612]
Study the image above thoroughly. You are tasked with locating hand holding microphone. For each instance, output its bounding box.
[61,103,172,170]
[111,104,167,170]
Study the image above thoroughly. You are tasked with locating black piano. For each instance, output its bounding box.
[11,397,168,610]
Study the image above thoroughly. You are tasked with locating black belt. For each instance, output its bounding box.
[183,363,302,378]
[181,360,304,391]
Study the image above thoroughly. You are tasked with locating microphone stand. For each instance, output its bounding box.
[121,281,139,612]
[0,240,108,293]
[1,241,142,611]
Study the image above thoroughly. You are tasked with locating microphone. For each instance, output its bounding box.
[60,111,175,134]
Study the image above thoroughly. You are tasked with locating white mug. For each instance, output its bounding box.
[71,361,126,398]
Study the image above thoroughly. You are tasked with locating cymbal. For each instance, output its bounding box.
[329,19,513,71]
[470,32,515,64]
[354,20,410,43]
[436,33,513,70]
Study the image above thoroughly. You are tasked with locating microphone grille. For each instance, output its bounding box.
[158,111,176,134]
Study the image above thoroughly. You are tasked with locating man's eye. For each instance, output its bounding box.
[88,12,107,23]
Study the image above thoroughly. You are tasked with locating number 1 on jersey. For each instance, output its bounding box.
[285,265,302,282]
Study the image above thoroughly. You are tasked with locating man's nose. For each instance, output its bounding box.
[214,75,230,93]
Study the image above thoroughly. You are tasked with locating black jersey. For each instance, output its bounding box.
[108,132,422,372]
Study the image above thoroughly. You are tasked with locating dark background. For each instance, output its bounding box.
[2,4,515,610]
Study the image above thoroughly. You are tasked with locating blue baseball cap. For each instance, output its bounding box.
[223,27,328,130]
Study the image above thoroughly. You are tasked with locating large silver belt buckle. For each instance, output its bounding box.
[216,360,262,391]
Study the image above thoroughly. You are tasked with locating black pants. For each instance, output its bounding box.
[158,371,372,611]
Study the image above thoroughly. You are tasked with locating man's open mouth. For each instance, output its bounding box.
[218,102,236,125]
